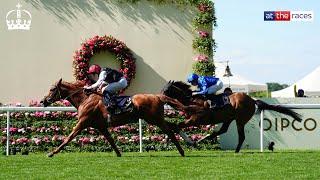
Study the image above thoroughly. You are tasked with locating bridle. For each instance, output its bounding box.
[46,84,83,104]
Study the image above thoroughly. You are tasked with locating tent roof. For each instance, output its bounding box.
[215,62,267,93]
[272,66,320,97]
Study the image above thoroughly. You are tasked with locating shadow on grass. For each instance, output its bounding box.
[240,150,316,154]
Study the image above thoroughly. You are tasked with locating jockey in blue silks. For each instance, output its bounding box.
[187,73,223,96]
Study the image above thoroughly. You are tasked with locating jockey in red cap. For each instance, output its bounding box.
[84,64,128,113]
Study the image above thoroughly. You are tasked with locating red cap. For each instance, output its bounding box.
[87,64,101,74]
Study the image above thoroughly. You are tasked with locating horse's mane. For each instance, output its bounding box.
[162,81,193,104]
[62,81,86,90]
[171,81,192,92]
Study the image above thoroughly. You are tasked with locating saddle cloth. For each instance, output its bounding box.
[103,95,134,115]
[206,93,231,109]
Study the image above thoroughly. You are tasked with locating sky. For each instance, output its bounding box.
[214,0,320,85]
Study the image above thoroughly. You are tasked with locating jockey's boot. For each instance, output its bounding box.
[108,94,117,109]
[103,91,117,114]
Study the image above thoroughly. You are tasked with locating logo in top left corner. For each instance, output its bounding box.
[6,3,32,31]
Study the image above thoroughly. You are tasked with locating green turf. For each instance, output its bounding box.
[0,150,319,179]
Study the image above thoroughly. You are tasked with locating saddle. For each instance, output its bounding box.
[103,95,134,115]
[204,93,231,109]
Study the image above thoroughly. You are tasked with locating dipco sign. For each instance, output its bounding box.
[220,98,320,150]
[261,117,318,132]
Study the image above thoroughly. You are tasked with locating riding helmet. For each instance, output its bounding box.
[87,64,101,74]
[187,73,199,83]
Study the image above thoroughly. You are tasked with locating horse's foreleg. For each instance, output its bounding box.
[157,122,185,157]
[47,121,84,157]
[98,127,121,157]
[166,122,195,146]
[198,121,232,144]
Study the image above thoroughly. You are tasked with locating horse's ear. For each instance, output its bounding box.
[58,78,62,85]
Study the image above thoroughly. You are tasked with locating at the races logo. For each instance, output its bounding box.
[264,10,314,22]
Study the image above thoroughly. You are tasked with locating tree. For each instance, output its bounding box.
[266,82,289,92]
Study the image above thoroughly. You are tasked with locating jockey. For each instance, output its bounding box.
[84,64,128,112]
[187,73,223,97]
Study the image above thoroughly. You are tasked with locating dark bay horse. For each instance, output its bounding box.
[162,81,302,153]
[41,79,189,157]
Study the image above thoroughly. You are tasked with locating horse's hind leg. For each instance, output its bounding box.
[198,121,232,144]
[47,120,85,157]
[235,123,245,153]
[155,120,185,157]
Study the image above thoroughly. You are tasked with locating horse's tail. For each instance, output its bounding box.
[255,100,302,122]
[158,95,186,112]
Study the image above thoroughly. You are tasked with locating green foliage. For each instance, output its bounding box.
[192,61,215,76]
[193,0,217,28]
[266,82,289,92]
[193,12,214,29]
[249,91,269,98]
[192,36,215,55]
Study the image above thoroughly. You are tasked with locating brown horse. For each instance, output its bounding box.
[162,81,302,153]
[40,79,190,157]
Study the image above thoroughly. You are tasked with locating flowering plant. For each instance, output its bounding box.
[191,0,217,76]
[192,60,215,76]
[193,0,217,29]
[0,111,218,153]
[73,35,136,92]
[192,31,216,55]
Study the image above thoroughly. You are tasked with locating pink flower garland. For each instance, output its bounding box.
[73,35,136,92]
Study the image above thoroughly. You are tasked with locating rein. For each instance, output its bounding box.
[62,87,104,100]
[47,85,84,104]
[63,88,84,101]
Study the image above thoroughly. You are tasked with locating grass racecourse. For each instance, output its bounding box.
[1,150,319,179]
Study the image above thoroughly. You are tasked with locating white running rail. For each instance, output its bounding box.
[0,106,146,156]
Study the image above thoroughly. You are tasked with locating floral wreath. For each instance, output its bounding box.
[73,35,136,91]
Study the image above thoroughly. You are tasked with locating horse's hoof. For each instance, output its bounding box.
[47,152,54,158]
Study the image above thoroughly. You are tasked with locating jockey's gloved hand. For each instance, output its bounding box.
[83,88,92,95]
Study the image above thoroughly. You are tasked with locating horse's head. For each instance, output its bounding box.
[161,81,192,105]
[40,78,66,107]
[41,79,87,108]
